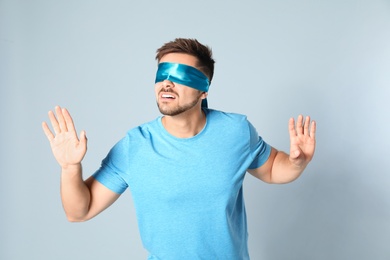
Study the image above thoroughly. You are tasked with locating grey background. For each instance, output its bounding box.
[1,0,389,259]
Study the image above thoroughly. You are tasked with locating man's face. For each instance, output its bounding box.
[155,53,207,116]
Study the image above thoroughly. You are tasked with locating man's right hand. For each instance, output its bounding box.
[42,106,87,169]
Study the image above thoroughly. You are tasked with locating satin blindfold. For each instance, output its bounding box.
[155,62,210,107]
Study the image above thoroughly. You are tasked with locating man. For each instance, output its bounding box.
[42,38,316,259]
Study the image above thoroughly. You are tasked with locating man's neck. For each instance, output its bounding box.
[161,109,206,138]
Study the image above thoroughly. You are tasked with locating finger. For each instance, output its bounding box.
[48,110,61,134]
[310,120,316,139]
[62,108,77,133]
[290,149,301,159]
[288,117,297,137]
[42,121,55,141]
[303,116,310,135]
[79,130,88,148]
[296,115,304,135]
[55,106,68,132]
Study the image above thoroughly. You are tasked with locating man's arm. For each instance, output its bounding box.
[248,115,316,184]
[43,106,119,222]
[60,164,120,222]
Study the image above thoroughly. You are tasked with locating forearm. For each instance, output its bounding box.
[60,163,91,222]
[270,151,307,184]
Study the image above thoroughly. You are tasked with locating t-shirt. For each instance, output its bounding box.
[93,108,271,259]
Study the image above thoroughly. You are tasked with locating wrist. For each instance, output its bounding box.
[288,156,307,172]
[61,163,82,172]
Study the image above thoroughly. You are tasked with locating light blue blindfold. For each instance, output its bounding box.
[155,62,210,92]
[155,62,210,108]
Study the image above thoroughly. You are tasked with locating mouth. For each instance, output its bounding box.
[161,94,175,99]
[160,91,177,101]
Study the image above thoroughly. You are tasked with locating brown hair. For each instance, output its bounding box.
[155,38,215,83]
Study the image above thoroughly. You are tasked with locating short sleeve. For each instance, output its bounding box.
[92,137,130,194]
[247,121,271,169]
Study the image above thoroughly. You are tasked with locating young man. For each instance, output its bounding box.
[42,38,316,259]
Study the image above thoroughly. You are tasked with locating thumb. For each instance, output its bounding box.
[79,130,88,146]
[290,149,300,159]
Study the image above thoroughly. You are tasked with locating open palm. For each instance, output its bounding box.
[289,115,316,167]
[42,106,87,168]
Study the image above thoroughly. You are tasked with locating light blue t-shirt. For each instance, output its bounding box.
[93,109,271,259]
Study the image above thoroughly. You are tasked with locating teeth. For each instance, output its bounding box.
[162,94,174,98]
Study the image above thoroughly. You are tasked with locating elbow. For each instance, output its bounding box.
[269,172,302,184]
[270,177,296,185]
[66,216,87,223]
[66,217,85,223]
[65,212,91,223]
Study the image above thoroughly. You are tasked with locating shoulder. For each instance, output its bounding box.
[205,108,251,135]
[126,117,161,138]
[109,117,161,151]
[205,108,248,123]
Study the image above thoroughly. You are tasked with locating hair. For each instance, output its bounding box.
[155,38,215,83]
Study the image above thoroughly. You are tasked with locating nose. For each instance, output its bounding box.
[162,79,175,88]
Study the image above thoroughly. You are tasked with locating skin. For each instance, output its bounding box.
[248,115,316,184]
[42,53,316,222]
[42,106,119,221]
[155,53,208,138]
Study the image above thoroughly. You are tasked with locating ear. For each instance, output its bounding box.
[201,92,208,99]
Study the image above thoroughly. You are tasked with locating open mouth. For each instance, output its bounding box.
[160,91,177,101]
[162,94,175,99]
